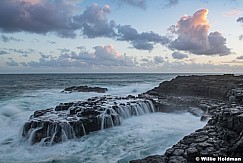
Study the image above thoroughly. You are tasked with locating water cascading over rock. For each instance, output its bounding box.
[21,95,156,145]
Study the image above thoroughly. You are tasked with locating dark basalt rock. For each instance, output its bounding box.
[21,95,156,145]
[21,74,243,161]
[131,105,243,162]
[146,74,243,101]
[131,74,243,162]
[61,85,108,93]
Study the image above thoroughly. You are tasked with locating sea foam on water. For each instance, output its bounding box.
[1,74,203,162]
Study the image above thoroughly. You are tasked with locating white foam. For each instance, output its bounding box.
[0,104,24,117]
[0,112,206,163]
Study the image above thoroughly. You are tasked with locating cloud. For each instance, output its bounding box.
[0,2,121,39]
[0,1,116,38]
[6,58,19,66]
[236,56,243,60]
[206,32,231,55]
[47,41,56,44]
[172,52,188,59]
[237,17,243,40]
[169,9,231,56]
[114,0,179,10]
[74,3,116,38]
[0,50,9,55]
[239,35,243,40]
[57,48,71,54]
[22,44,136,68]
[0,0,80,38]
[115,0,146,9]
[72,44,135,67]
[0,35,22,42]
[154,56,165,64]
[164,0,179,8]
[237,17,243,23]
[224,9,242,17]
[117,25,170,51]
[2,48,35,57]
[0,1,169,51]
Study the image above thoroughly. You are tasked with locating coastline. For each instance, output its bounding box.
[10,74,243,162]
[131,74,243,162]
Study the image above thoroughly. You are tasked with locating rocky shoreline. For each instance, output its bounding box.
[61,85,108,93]
[21,95,156,145]
[132,74,243,162]
[20,74,243,162]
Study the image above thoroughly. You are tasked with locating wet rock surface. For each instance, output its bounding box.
[21,95,155,145]
[21,74,243,162]
[61,85,108,93]
[132,74,243,162]
[147,74,243,101]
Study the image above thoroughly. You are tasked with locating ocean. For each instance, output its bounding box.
[0,73,206,163]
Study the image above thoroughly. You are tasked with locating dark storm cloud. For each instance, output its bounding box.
[169,9,231,56]
[172,52,188,59]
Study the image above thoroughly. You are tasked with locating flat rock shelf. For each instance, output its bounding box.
[61,85,108,93]
[21,95,156,145]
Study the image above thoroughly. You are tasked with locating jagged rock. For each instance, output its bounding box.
[173,149,184,156]
[130,155,167,163]
[186,147,198,162]
[168,156,186,163]
[21,95,156,145]
[146,74,243,101]
[21,74,243,162]
[132,75,243,162]
[61,85,108,93]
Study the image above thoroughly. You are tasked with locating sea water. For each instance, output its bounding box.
[0,73,206,163]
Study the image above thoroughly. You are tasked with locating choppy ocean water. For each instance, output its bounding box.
[0,73,206,163]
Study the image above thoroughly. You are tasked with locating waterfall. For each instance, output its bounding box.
[27,125,43,145]
[99,100,155,130]
[22,121,78,145]
[99,107,121,130]
[21,98,156,145]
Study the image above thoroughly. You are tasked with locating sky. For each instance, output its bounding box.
[0,0,243,73]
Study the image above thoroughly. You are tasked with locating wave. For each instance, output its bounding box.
[0,112,205,163]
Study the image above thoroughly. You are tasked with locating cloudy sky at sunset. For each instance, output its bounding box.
[1,0,243,73]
